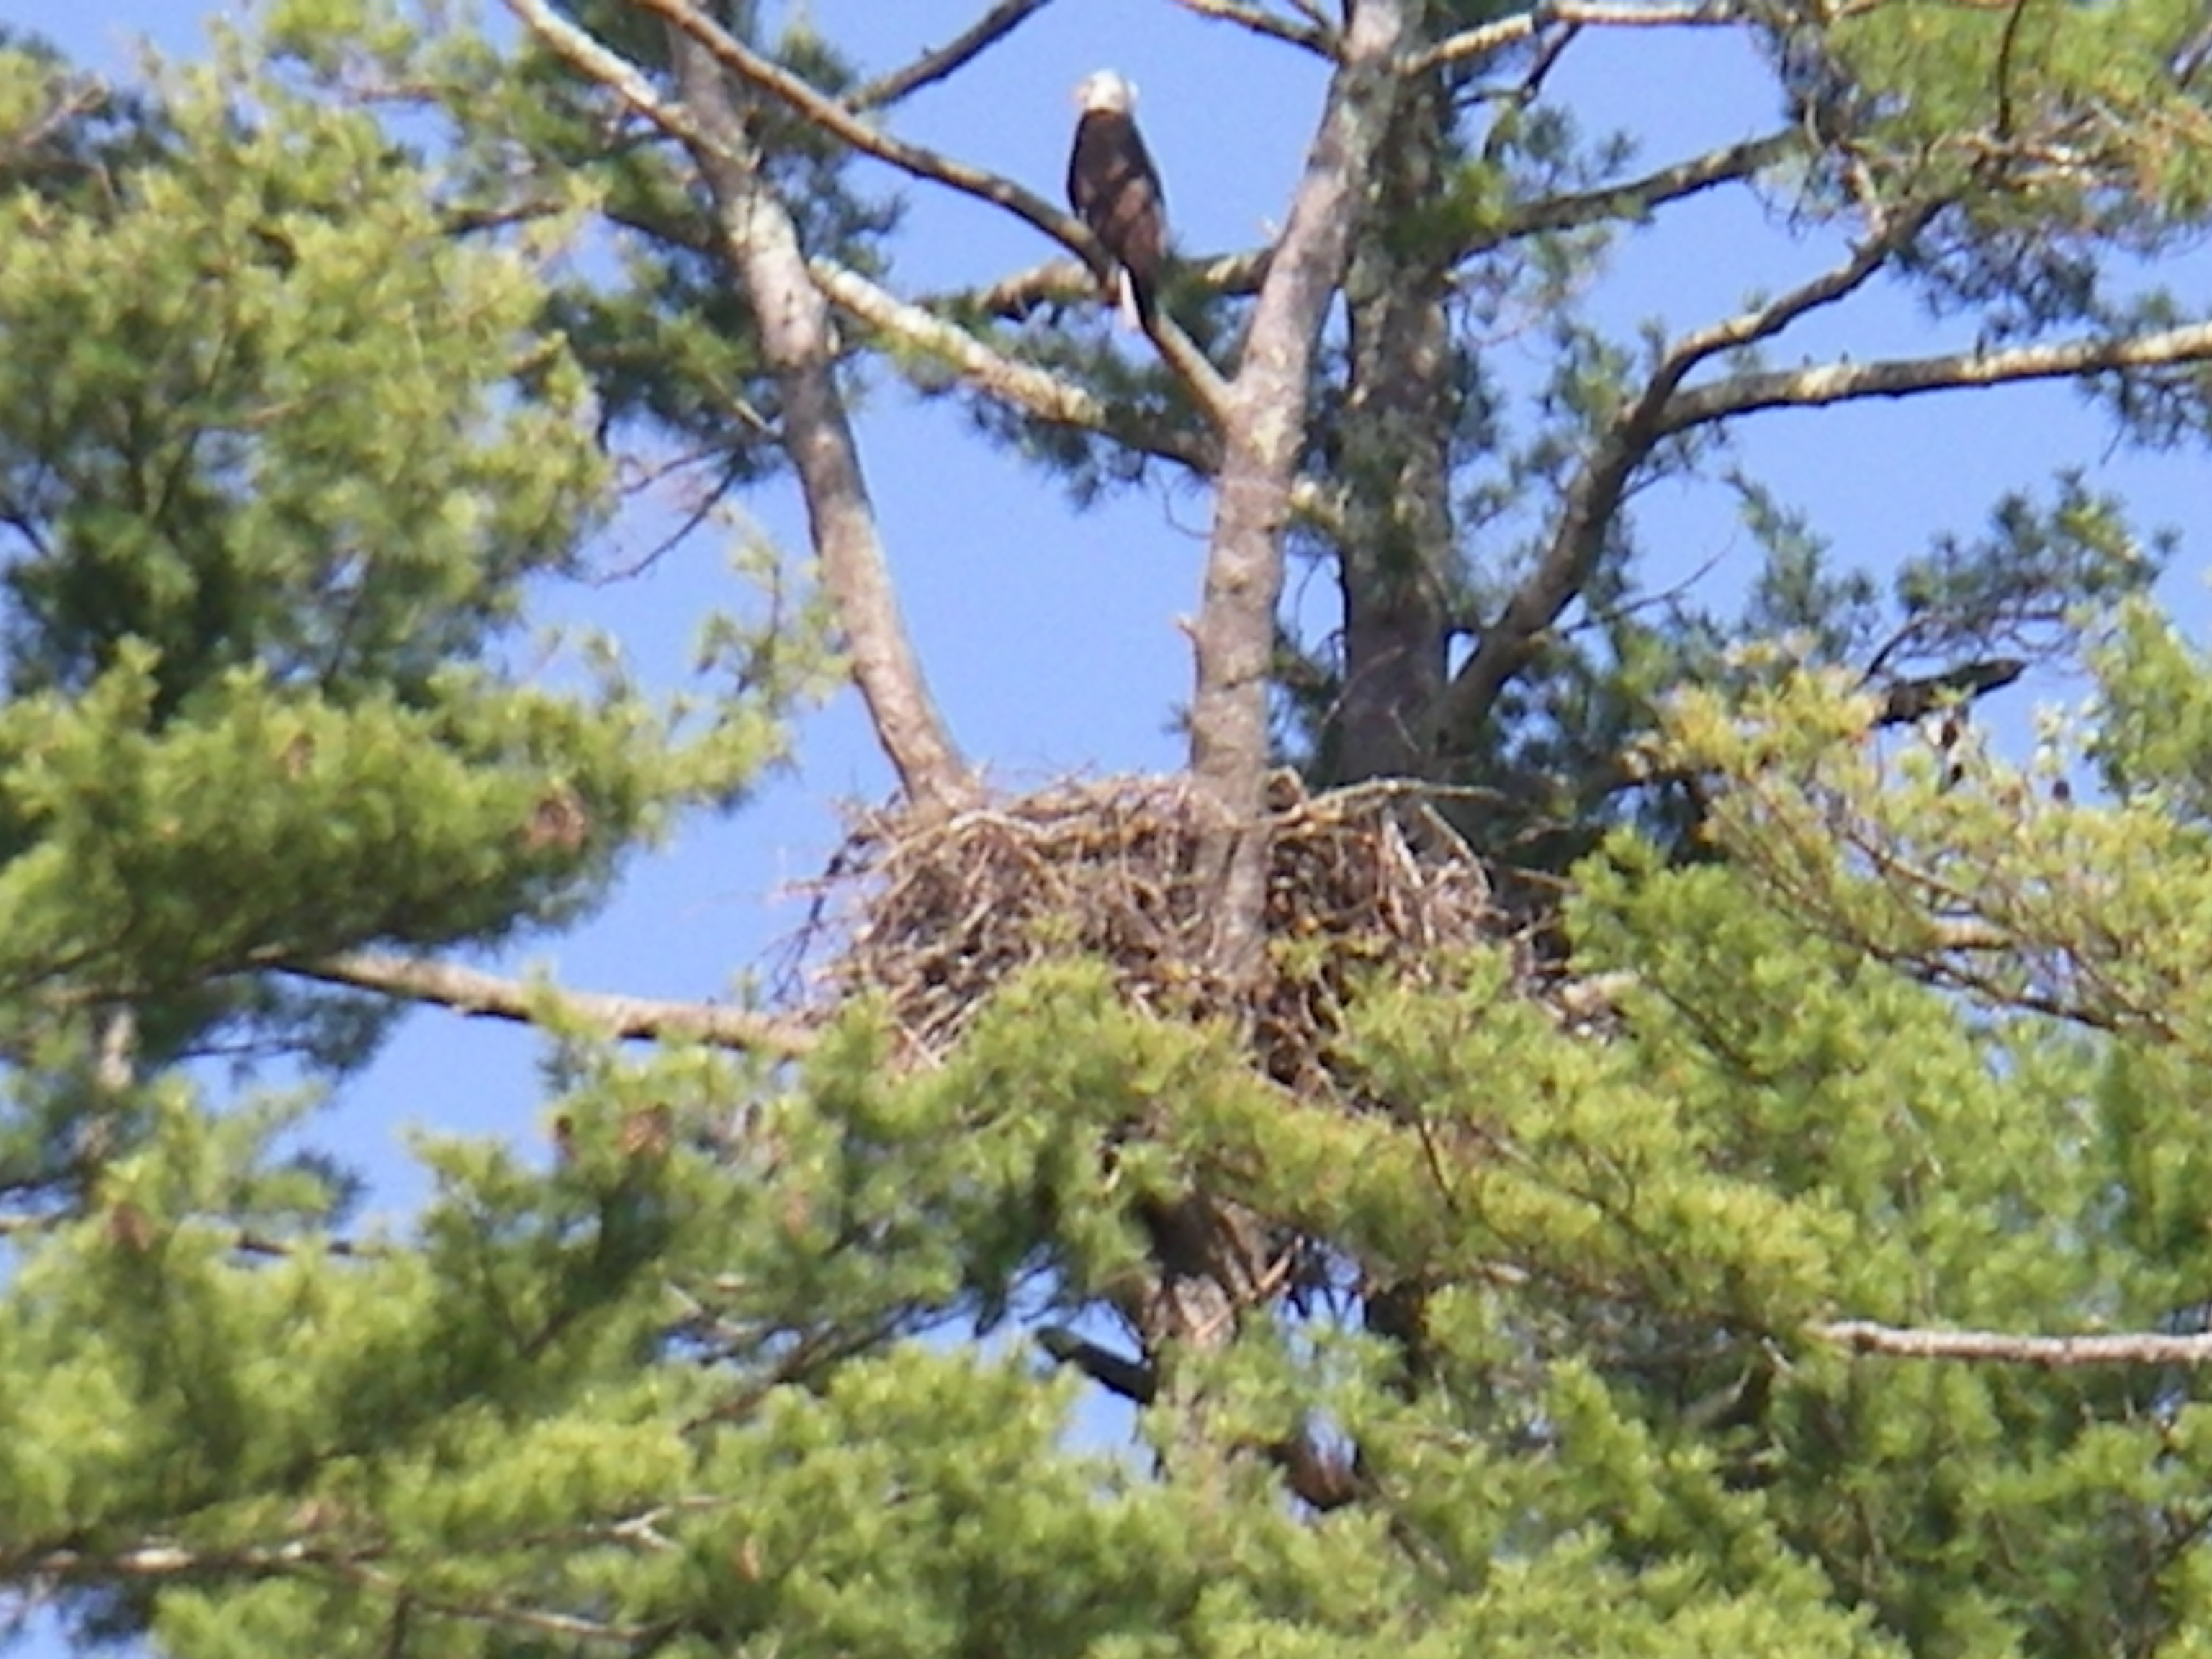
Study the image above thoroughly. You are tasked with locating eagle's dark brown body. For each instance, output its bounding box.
[1067,86,1165,329]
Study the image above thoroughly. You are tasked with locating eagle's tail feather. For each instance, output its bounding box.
[1116,266,1145,332]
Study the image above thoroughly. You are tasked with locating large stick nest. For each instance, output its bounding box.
[798,772,1574,1093]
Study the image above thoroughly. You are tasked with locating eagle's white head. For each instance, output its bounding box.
[1073,69,1138,116]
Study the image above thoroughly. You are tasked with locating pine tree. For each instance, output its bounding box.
[12,5,2212,1659]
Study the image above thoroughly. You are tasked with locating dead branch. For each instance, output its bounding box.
[626,0,1082,265]
[1815,1320,2212,1367]
[285,950,816,1058]
[812,257,1340,532]
[1415,0,1743,73]
[811,256,1208,457]
[947,246,1272,322]
[851,0,1058,109]
[948,127,1788,328]
[626,1,1233,428]
[1190,0,1421,984]
[508,0,979,806]
[1173,0,1341,57]
[1659,320,2212,431]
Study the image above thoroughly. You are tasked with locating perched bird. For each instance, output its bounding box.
[1066,69,1166,331]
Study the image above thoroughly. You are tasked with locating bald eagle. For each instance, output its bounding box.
[1066,69,1166,331]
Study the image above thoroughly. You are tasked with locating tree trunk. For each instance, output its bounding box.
[1329,69,1454,788]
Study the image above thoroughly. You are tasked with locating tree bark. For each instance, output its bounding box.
[1188,0,1426,981]
[1328,68,1453,786]
[667,29,979,814]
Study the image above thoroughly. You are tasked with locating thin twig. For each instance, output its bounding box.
[624,0,1083,257]
[852,0,1058,109]
[1172,0,1339,57]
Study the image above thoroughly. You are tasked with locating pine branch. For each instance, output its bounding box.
[284,951,816,1057]
[1814,1320,2212,1367]
[851,0,1058,109]
[1659,320,2212,433]
[15,1540,668,1644]
[1430,205,1938,757]
[1465,130,1798,259]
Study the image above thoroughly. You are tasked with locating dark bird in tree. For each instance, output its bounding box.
[1066,69,1166,331]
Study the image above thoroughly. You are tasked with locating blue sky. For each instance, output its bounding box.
[6,1,2212,1648]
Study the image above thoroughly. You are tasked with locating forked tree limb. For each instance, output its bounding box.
[813,257,1336,530]
[624,0,1097,278]
[1429,204,1937,757]
[583,4,1237,438]
[811,257,1218,467]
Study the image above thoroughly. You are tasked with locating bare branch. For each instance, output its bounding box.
[624,0,1087,265]
[852,0,1058,109]
[501,0,716,148]
[1189,0,1420,982]
[946,246,1270,323]
[814,258,1183,441]
[1414,0,1742,73]
[815,256,1348,526]
[946,130,1790,322]
[285,951,816,1058]
[2,74,106,158]
[1172,0,1340,57]
[1660,320,2212,433]
[505,0,979,807]
[628,1,1233,426]
[1815,1320,2212,1367]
